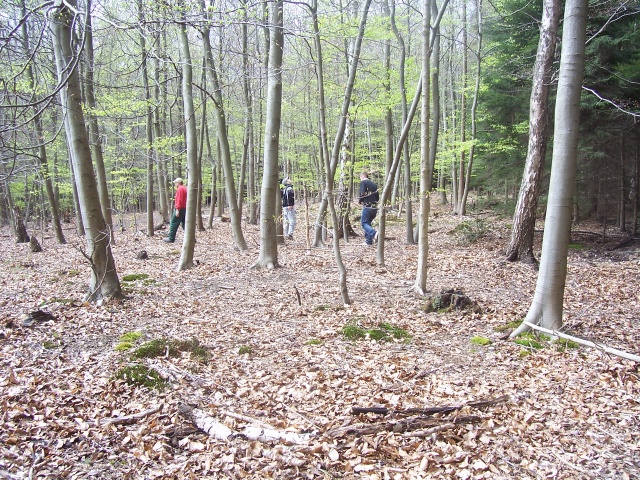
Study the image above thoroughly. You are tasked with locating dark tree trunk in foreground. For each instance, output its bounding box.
[506,0,561,263]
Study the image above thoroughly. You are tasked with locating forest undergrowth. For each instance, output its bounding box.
[1,202,639,479]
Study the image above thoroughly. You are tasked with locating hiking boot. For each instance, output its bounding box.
[373,231,379,243]
[163,238,174,243]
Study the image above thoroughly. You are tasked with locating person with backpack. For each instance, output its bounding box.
[282,178,296,240]
[358,171,379,246]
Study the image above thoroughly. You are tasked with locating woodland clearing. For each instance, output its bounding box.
[1,203,639,479]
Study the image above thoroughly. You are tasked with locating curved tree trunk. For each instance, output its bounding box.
[506,0,560,263]
[52,0,121,302]
[511,0,587,336]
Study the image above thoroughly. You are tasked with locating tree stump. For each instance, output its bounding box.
[29,236,42,252]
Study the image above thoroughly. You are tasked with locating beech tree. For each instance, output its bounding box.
[51,0,122,301]
[511,0,588,336]
[253,0,284,270]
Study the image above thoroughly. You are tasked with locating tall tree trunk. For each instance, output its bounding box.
[506,0,561,263]
[414,0,432,294]
[176,5,199,270]
[459,0,483,213]
[154,31,170,223]
[252,0,284,269]
[511,0,588,336]
[311,0,373,248]
[137,0,154,237]
[428,0,442,191]
[51,0,121,301]
[200,0,247,250]
[456,0,468,215]
[20,0,66,244]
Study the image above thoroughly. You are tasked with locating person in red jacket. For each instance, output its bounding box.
[164,178,187,243]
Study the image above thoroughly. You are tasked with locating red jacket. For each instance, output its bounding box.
[175,185,187,210]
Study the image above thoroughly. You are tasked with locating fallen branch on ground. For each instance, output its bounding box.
[351,395,509,416]
[326,415,483,438]
[100,405,162,426]
[523,322,640,363]
[178,404,314,445]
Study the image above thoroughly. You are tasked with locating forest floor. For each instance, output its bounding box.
[1,201,639,480]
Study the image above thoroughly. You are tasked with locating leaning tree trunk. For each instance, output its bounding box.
[200,0,247,250]
[252,0,284,270]
[511,0,587,337]
[51,0,122,302]
[311,0,373,249]
[506,0,561,263]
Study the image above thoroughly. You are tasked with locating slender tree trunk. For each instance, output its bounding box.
[312,0,373,248]
[137,0,154,237]
[51,0,121,301]
[176,6,199,270]
[459,0,483,213]
[154,31,170,223]
[456,0,468,215]
[414,0,432,294]
[20,0,66,244]
[618,134,626,231]
[200,0,247,250]
[506,0,561,263]
[511,0,588,336]
[252,0,284,269]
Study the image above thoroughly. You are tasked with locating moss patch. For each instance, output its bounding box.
[494,319,523,332]
[238,345,253,355]
[114,364,167,390]
[341,321,411,343]
[306,339,323,346]
[121,273,150,282]
[470,336,492,346]
[133,337,209,363]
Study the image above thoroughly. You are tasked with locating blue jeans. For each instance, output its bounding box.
[361,206,378,244]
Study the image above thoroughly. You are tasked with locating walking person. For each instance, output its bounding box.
[164,178,187,243]
[358,172,379,246]
[282,178,296,240]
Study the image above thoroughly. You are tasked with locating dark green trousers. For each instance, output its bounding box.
[167,209,185,241]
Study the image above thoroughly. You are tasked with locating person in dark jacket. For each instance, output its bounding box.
[358,172,379,246]
[282,178,296,240]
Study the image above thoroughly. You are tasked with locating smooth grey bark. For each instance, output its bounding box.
[51,0,121,301]
[200,0,247,250]
[137,0,154,237]
[20,0,65,244]
[311,0,373,249]
[459,0,483,214]
[242,0,258,225]
[153,31,170,223]
[455,0,468,215]
[506,0,561,263]
[511,0,588,336]
[252,0,284,270]
[413,0,432,294]
[176,8,199,271]
[428,0,441,190]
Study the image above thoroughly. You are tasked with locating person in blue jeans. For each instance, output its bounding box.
[358,171,379,246]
